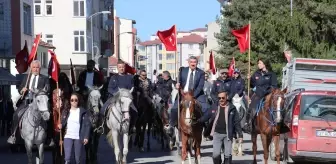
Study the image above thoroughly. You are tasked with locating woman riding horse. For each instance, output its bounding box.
[244,58,277,133]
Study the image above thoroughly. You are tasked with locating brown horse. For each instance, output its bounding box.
[252,88,287,164]
[179,91,203,164]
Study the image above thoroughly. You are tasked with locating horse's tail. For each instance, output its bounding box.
[106,130,114,148]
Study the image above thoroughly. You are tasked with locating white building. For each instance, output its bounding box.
[34,0,110,69]
[204,21,220,70]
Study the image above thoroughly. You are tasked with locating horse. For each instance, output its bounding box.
[19,88,50,164]
[231,94,247,156]
[251,88,287,164]
[179,91,203,164]
[105,88,134,164]
[85,85,104,164]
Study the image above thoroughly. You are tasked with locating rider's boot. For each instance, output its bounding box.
[7,121,18,144]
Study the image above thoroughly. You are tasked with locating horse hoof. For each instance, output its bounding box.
[238,152,244,156]
[139,147,145,152]
[169,144,174,150]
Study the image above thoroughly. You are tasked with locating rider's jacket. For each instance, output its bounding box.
[155,78,175,103]
[108,73,134,96]
[230,76,245,97]
[250,70,277,98]
[77,70,103,92]
[211,78,232,102]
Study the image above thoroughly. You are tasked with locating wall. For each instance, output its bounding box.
[204,21,220,70]
[0,0,12,58]
[118,18,133,66]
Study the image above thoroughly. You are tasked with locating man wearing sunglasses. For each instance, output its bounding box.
[203,90,243,164]
[211,68,232,104]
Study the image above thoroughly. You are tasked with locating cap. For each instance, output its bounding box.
[219,68,229,73]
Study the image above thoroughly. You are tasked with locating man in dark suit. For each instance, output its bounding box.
[77,60,104,100]
[167,56,209,135]
[8,60,50,144]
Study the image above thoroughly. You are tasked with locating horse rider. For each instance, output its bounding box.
[211,68,233,104]
[77,60,104,100]
[7,60,51,145]
[202,89,243,164]
[204,72,213,105]
[167,56,209,136]
[100,60,137,133]
[134,70,154,110]
[243,58,277,133]
[230,68,247,107]
[154,71,176,105]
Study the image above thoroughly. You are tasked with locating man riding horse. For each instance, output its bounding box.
[167,56,209,136]
[77,60,104,100]
[101,60,138,134]
[154,71,176,107]
[7,60,51,145]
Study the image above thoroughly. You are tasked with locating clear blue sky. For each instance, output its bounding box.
[115,0,220,41]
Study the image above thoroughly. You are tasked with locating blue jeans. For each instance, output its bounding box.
[64,138,83,164]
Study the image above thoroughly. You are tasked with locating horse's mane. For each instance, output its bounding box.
[109,88,133,105]
[264,88,283,110]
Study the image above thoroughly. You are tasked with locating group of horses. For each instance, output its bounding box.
[10,75,288,164]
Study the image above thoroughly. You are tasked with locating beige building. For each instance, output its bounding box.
[203,21,220,71]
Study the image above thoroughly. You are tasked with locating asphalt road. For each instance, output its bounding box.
[0,133,292,164]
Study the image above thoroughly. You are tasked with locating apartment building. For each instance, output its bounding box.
[140,28,206,80]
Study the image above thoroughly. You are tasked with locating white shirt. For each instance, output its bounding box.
[29,74,39,89]
[85,72,94,87]
[64,108,81,139]
[183,68,196,93]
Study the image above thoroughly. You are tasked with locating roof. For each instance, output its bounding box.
[190,28,207,32]
[140,34,205,46]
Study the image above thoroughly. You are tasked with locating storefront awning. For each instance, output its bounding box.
[0,68,19,85]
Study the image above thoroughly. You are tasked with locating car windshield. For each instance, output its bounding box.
[300,95,336,122]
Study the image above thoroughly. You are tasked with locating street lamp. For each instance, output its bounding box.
[87,11,111,62]
[117,31,134,60]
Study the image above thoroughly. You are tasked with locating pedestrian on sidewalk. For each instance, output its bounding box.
[58,93,91,164]
[202,89,243,164]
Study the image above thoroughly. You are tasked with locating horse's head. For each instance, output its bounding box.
[181,90,196,116]
[113,87,133,120]
[31,88,50,121]
[266,88,287,123]
[153,94,169,125]
[87,85,104,113]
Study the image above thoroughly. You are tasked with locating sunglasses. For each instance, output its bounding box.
[221,72,228,75]
[71,99,78,102]
[218,97,226,100]
[141,74,147,76]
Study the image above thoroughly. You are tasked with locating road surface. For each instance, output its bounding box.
[0,133,295,164]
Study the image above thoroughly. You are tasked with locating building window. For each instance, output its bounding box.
[73,0,85,17]
[0,3,4,20]
[158,44,162,50]
[23,3,32,35]
[46,34,53,45]
[34,0,41,15]
[73,31,85,52]
[159,64,162,70]
[188,44,194,49]
[158,54,162,60]
[38,52,48,68]
[45,0,53,16]
[166,63,175,70]
[166,53,174,60]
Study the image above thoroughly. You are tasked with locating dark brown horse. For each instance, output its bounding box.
[252,88,287,164]
[179,91,203,164]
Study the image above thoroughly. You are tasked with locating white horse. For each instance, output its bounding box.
[106,88,134,164]
[20,88,50,164]
[231,94,247,156]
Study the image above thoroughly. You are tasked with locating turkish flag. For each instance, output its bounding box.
[157,25,177,51]
[70,59,76,85]
[228,57,235,77]
[209,51,216,74]
[48,50,60,82]
[231,24,250,53]
[15,40,29,74]
[27,34,42,65]
[94,67,104,82]
[125,63,136,75]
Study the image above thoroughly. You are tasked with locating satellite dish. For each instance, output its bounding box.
[104,49,113,57]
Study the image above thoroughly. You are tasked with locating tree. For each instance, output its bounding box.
[216,0,336,83]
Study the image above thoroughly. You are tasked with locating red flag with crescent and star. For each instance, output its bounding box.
[15,40,29,74]
[157,25,177,51]
[228,57,235,77]
[27,34,42,65]
[48,50,60,82]
[209,50,216,74]
[231,24,250,53]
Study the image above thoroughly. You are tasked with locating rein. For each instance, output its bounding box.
[260,93,284,133]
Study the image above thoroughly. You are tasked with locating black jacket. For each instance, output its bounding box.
[230,77,245,97]
[77,70,103,91]
[61,107,91,141]
[250,70,277,98]
[211,78,232,102]
[155,78,175,102]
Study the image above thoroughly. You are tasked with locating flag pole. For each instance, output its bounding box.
[247,21,251,107]
[56,82,63,156]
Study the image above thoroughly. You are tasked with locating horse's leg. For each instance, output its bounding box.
[111,130,121,163]
[195,133,202,164]
[260,133,269,164]
[147,121,152,151]
[274,135,281,164]
[175,128,182,155]
[24,141,33,164]
[37,143,44,164]
[181,132,188,163]
[122,132,129,164]
[252,133,258,164]
[138,124,146,152]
